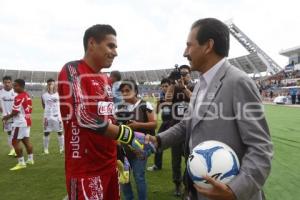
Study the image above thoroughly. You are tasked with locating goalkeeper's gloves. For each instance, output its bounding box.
[117,157,130,184]
[117,124,156,158]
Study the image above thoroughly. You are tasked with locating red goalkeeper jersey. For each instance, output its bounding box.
[58,60,117,178]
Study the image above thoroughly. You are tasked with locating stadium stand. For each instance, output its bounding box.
[1,69,19,80]
[0,53,279,99]
[45,72,59,82]
[0,69,59,84]
[19,70,33,82]
[0,55,268,97]
[0,52,270,84]
[228,52,268,74]
[32,71,47,83]
[0,21,284,97]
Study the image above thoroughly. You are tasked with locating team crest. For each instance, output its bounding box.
[91,80,100,86]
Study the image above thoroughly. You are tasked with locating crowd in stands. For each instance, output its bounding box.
[255,70,300,103]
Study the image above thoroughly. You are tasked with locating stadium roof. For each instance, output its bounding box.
[228,52,268,74]
[279,45,300,57]
[0,52,268,83]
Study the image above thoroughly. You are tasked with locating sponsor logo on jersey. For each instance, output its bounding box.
[97,101,114,115]
[71,121,81,159]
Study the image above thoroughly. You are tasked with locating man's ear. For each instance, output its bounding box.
[88,38,96,50]
[204,39,214,55]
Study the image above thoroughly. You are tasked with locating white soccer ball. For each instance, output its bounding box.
[187,140,240,188]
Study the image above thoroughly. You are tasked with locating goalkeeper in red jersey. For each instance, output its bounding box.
[58,24,155,200]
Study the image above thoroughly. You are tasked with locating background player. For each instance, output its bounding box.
[41,78,64,154]
[0,76,17,156]
[2,79,34,170]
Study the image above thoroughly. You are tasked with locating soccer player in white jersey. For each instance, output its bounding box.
[41,78,64,154]
[0,76,17,156]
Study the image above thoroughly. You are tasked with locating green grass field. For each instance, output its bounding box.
[0,99,300,200]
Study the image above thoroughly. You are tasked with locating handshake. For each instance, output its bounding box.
[117,124,158,158]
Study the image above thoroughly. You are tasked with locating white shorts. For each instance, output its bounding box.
[3,122,13,132]
[44,117,63,133]
[12,126,30,140]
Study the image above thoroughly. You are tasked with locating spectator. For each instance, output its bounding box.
[290,87,297,104]
[165,65,194,196]
[270,90,274,100]
[147,78,173,171]
[110,70,123,104]
[118,79,157,200]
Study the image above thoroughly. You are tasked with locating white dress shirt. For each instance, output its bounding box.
[194,58,226,111]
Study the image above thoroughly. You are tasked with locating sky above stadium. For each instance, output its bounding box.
[0,0,299,72]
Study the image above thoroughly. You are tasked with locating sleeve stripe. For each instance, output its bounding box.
[68,65,98,126]
[66,64,107,130]
[13,97,24,111]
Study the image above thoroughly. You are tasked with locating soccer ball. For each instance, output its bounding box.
[187,140,240,188]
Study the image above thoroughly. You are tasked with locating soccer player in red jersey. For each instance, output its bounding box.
[2,79,34,170]
[58,25,155,200]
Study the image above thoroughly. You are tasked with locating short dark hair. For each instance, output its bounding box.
[2,76,12,82]
[83,24,117,52]
[192,18,229,57]
[119,79,138,96]
[110,70,122,81]
[179,65,191,72]
[14,79,25,88]
[47,78,55,83]
[161,78,171,85]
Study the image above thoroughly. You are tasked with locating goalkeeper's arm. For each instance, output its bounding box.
[104,123,155,156]
[58,63,155,153]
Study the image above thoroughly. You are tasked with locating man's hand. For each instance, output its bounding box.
[177,78,186,90]
[145,134,158,148]
[193,176,236,200]
[132,132,156,158]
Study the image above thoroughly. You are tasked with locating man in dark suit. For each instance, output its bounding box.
[147,18,273,200]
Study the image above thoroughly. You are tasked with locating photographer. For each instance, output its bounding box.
[116,79,157,200]
[147,78,173,171]
[165,65,194,197]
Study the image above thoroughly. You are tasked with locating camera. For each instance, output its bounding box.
[114,104,134,125]
[168,64,181,82]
